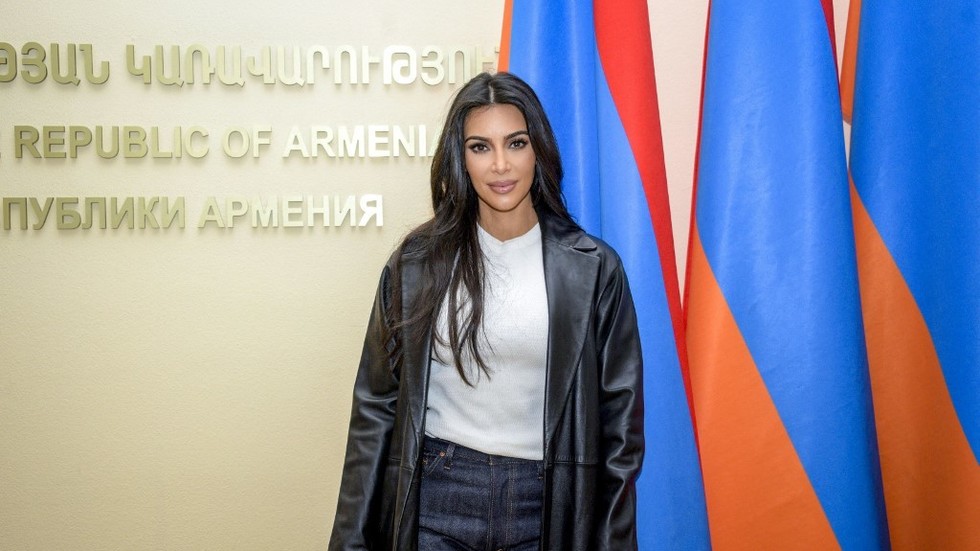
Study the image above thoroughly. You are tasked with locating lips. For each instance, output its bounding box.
[487,180,517,194]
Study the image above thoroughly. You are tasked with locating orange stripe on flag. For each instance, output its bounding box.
[839,0,861,122]
[851,183,980,550]
[497,0,514,72]
[687,228,839,550]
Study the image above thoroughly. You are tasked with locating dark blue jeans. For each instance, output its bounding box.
[418,436,543,551]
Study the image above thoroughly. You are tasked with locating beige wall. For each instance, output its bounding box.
[0,2,848,548]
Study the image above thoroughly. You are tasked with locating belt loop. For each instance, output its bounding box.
[444,441,456,470]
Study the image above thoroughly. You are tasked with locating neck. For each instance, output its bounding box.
[478,207,539,241]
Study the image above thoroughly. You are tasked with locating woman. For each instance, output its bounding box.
[329,72,643,550]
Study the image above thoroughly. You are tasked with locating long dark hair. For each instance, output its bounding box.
[389,72,575,384]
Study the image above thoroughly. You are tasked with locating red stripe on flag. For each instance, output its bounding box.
[593,0,690,402]
[820,0,839,68]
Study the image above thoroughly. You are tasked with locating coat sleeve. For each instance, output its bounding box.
[593,260,644,550]
[328,263,400,551]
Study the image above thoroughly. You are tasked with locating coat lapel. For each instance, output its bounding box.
[540,214,599,457]
[399,256,431,453]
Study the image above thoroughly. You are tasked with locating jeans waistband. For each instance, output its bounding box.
[422,436,543,466]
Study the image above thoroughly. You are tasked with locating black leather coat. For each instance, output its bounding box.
[329,213,644,550]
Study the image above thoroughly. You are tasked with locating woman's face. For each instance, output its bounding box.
[463,104,537,227]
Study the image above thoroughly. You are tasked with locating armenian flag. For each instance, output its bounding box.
[845,1,980,548]
[685,1,888,548]
[499,1,710,548]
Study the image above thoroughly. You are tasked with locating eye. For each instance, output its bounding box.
[467,142,489,153]
[509,138,528,149]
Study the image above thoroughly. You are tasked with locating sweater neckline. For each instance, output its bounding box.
[477,221,541,253]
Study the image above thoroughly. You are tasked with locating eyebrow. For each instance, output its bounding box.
[464,130,530,143]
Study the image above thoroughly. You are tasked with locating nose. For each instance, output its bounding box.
[491,149,509,174]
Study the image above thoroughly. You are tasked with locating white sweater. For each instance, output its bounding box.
[424,222,548,460]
